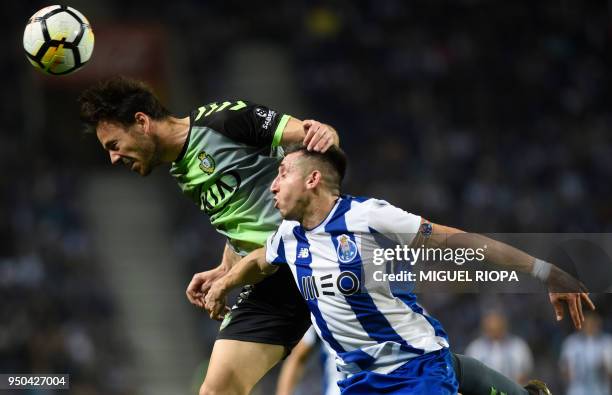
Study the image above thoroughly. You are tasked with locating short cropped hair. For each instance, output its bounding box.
[284,145,347,193]
[78,76,171,132]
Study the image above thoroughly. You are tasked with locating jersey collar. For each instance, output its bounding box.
[303,196,343,232]
[173,111,194,163]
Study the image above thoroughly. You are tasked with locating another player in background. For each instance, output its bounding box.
[78,76,339,395]
[205,146,594,394]
[560,312,612,395]
[276,326,346,395]
[465,311,534,384]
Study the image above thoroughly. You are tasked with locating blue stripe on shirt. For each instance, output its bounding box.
[393,293,449,340]
[292,225,345,354]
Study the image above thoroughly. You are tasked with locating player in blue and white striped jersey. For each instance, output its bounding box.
[206,146,593,394]
[265,195,455,387]
[560,312,612,395]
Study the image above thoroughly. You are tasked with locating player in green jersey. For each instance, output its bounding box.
[79,76,338,395]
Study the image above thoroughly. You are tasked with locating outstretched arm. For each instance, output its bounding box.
[204,247,278,320]
[420,220,595,329]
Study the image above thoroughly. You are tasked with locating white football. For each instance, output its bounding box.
[23,5,94,75]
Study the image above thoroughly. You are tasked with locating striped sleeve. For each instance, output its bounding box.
[265,226,287,265]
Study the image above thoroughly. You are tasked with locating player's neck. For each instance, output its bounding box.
[301,192,338,230]
[155,116,191,163]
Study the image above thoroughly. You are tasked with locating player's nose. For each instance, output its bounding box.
[270,176,279,193]
[109,151,121,165]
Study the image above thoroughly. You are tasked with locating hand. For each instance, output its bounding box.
[546,265,595,329]
[186,267,226,309]
[549,292,595,330]
[303,120,336,153]
[205,281,230,321]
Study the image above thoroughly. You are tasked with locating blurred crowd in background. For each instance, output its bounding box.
[2,1,612,394]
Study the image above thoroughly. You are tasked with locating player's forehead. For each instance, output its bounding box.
[280,152,303,171]
[96,121,128,143]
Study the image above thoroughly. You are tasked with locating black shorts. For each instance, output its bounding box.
[216,264,311,354]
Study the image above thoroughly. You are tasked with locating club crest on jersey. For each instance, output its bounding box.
[336,234,358,263]
[198,151,215,174]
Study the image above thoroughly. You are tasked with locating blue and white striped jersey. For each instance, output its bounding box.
[266,195,449,375]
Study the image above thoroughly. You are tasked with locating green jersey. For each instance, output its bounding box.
[170,100,289,255]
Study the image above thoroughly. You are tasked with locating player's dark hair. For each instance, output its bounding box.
[78,76,171,132]
[284,144,347,192]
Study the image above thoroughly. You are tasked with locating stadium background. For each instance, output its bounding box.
[2,1,612,394]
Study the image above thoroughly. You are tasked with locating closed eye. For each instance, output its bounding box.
[105,140,118,151]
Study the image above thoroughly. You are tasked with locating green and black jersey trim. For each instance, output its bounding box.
[272,114,291,148]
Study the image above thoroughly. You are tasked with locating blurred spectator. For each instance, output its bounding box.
[560,312,612,395]
[465,311,534,384]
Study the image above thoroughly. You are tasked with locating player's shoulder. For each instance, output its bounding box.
[274,219,301,238]
[345,195,411,219]
[267,220,299,256]
[190,100,253,128]
[561,333,582,348]
[507,335,532,353]
[343,195,390,209]
[465,337,488,351]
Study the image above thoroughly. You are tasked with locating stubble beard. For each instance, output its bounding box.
[139,136,164,176]
[282,195,309,224]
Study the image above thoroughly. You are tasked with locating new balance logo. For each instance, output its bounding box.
[298,248,310,259]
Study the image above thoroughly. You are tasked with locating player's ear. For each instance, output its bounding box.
[306,170,322,190]
[134,112,149,134]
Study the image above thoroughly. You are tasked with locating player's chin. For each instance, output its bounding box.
[280,208,298,221]
[138,165,153,177]
[276,206,289,218]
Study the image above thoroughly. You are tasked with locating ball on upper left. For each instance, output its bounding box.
[23,5,94,75]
